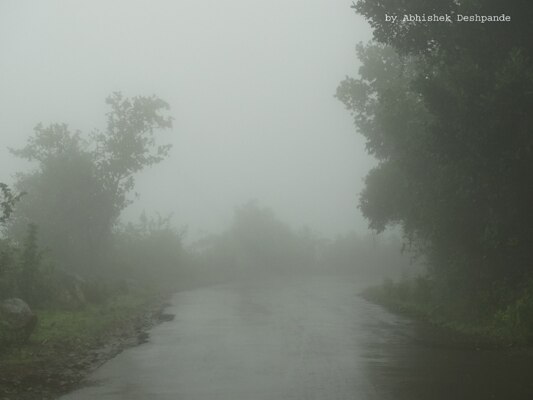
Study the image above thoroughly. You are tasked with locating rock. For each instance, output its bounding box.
[0,298,38,344]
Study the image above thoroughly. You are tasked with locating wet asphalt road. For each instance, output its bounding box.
[61,276,533,400]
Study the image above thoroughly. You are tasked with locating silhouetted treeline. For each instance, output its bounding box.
[338,0,533,333]
[193,201,415,283]
[323,232,419,283]
[192,201,319,281]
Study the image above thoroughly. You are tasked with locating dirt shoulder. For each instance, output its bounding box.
[0,292,174,400]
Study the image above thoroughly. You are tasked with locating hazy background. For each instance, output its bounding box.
[0,0,374,241]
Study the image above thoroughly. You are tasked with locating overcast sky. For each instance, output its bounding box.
[0,0,375,240]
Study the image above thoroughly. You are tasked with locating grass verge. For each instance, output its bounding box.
[361,279,533,349]
[0,288,171,399]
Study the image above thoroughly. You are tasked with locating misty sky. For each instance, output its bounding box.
[0,0,375,240]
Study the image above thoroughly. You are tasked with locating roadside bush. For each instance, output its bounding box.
[493,281,533,342]
[0,224,55,306]
[82,279,111,305]
[0,239,18,299]
[111,213,187,288]
[412,275,433,303]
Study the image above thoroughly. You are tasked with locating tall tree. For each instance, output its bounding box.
[9,93,173,275]
[339,1,533,314]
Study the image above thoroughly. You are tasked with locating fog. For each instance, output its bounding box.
[0,0,375,240]
[3,2,531,399]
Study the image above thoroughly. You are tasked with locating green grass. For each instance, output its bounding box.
[362,281,533,348]
[1,290,158,364]
[34,294,148,343]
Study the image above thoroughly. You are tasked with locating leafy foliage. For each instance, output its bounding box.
[92,92,173,216]
[339,1,533,317]
[195,201,416,283]
[0,183,24,228]
[322,232,417,282]
[1,94,185,352]
[111,213,189,287]
[196,202,322,279]
[0,224,50,305]
[8,93,173,274]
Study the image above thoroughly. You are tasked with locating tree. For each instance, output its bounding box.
[92,92,173,219]
[197,201,321,279]
[112,213,186,286]
[0,183,24,299]
[339,1,533,315]
[0,183,24,228]
[17,223,42,304]
[9,93,173,275]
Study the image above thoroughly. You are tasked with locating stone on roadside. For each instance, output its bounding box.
[0,298,38,344]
